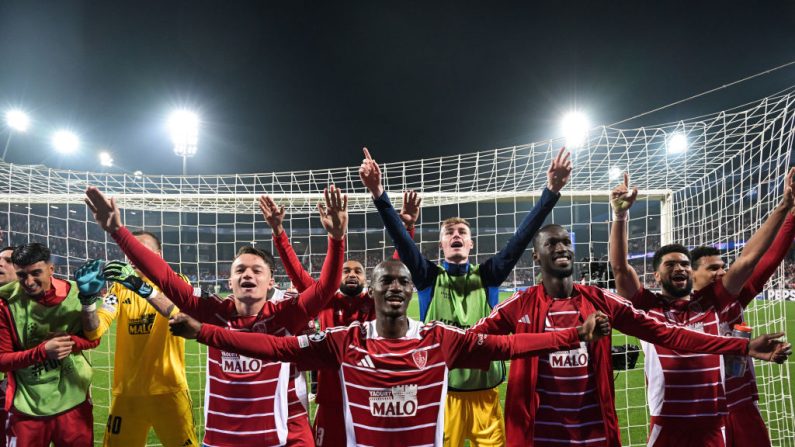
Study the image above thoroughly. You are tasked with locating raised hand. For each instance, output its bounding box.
[74,259,106,306]
[547,147,572,193]
[610,172,639,215]
[169,312,202,339]
[399,190,422,229]
[578,311,611,342]
[258,195,286,235]
[103,260,154,299]
[358,147,384,198]
[44,335,75,360]
[782,167,795,209]
[748,332,792,363]
[317,185,349,241]
[85,186,122,233]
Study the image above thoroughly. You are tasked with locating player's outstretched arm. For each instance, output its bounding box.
[289,186,347,319]
[359,147,436,290]
[392,190,419,260]
[608,172,644,302]
[739,209,795,306]
[449,312,609,369]
[481,147,569,286]
[85,186,223,322]
[722,167,795,296]
[260,194,316,292]
[169,313,337,370]
[604,289,754,355]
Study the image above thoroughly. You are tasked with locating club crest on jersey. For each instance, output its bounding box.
[369,385,418,417]
[221,351,262,374]
[309,331,327,342]
[412,350,428,369]
[251,320,268,333]
[549,342,589,368]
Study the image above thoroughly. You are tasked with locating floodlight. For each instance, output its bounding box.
[168,109,199,158]
[561,112,589,148]
[666,133,688,154]
[51,130,79,154]
[609,166,623,181]
[5,110,30,133]
[99,151,113,167]
[133,170,143,178]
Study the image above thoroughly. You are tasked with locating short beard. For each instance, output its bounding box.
[340,283,364,297]
[661,278,692,298]
[548,264,574,279]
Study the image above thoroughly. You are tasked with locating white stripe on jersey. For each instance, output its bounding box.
[209,375,280,386]
[352,421,439,432]
[533,436,607,445]
[538,403,600,412]
[536,387,596,396]
[538,374,590,380]
[206,409,275,418]
[661,366,721,373]
[657,353,709,358]
[548,310,579,315]
[535,420,603,428]
[348,343,442,357]
[205,426,278,435]
[342,360,446,374]
[208,392,275,402]
[664,382,723,388]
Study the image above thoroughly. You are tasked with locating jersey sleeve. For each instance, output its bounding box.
[0,304,47,372]
[738,212,795,305]
[602,289,748,355]
[197,323,340,370]
[443,325,580,369]
[480,187,560,286]
[84,284,122,341]
[273,230,317,292]
[69,334,100,352]
[112,226,229,323]
[373,191,438,290]
[626,287,659,311]
[274,236,344,333]
[469,291,521,335]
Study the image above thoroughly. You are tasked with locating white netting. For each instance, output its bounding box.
[0,89,793,445]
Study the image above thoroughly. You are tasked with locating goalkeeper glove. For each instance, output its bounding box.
[103,260,154,299]
[74,259,106,306]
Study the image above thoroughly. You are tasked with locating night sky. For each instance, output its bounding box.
[1,1,794,175]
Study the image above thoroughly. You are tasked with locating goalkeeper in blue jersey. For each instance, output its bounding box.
[359,147,571,446]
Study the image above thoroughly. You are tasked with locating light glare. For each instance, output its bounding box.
[133,170,143,178]
[51,130,79,154]
[168,110,199,157]
[5,110,30,132]
[561,112,589,148]
[667,133,688,154]
[609,166,623,181]
[99,151,113,167]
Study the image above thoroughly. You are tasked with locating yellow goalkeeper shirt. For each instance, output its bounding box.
[85,275,189,396]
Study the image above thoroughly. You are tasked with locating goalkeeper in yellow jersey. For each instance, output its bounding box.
[83,231,198,447]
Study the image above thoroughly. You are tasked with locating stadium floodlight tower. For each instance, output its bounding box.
[99,151,114,168]
[168,109,199,175]
[561,111,589,149]
[51,129,80,154]
[3,109,31,161]
[666,132,688,154]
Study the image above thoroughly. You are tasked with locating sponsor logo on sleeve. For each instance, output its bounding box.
[369,385,418,417]
[102,294,118,313]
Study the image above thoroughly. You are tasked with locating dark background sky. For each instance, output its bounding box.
[1,1,794,175]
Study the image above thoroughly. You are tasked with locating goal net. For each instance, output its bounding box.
[0,89,793,446]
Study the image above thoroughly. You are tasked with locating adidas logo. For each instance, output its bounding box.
[123,298,132,305]
[357,355,375,369]
[518,315,532,324]
[181,439,194,446]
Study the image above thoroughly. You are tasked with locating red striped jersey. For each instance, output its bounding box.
[534,298,606,446]
[203,312,312,447]
[315,291,376,407]
[635,281,744,423]
[719,297,759,410]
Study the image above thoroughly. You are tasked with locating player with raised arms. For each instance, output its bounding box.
[608,169,795,446]
[469,223,790,447]
[80,229,198,447]
[84,184,348,447]
[359,146,572,446]
[169,258,612,447]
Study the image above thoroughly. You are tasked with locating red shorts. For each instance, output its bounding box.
[286,406,315,446]
[648,416,725,447]
[313,402,346,447]
[725,401,770,447]
[7,399,93,447]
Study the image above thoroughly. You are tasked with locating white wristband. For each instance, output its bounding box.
[144,289,159,301]
[82,303,97,312]
[613,211,629,222]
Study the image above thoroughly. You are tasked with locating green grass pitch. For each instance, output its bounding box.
[88,294,795,446]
